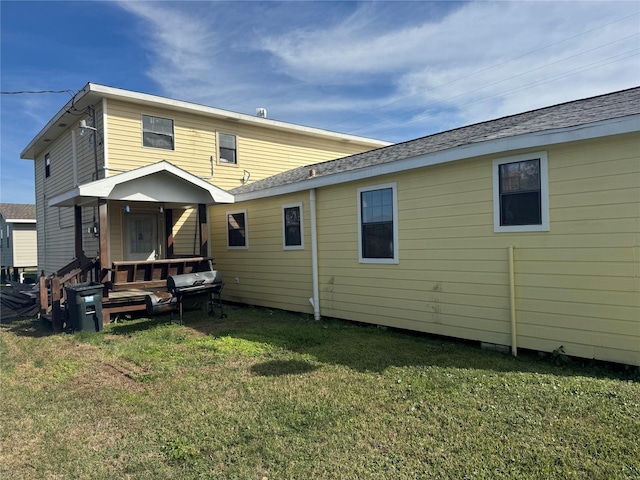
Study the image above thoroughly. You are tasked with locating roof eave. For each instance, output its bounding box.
[21,82,390,160]
[234,114,640,202]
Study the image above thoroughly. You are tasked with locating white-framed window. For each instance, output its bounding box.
[283,202,304,250]
[358,182,399,264]
[45,153,51,178]
[142,114,174,150]
[227,209,248,249]
[493,152,549,232]
[218,133,237,164]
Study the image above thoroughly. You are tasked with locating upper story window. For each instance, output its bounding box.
[142,115,174,150]
[283,203,303,250]
[45,153,51,178]
[493,152,549,232]
[227,210,247,248]
[358,183,399,264]
[218,133,237,164]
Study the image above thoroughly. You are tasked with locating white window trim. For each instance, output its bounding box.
[226,209,248,249]
[282,202,304,250]
[141,114,175,151]
[493,151,549,233]
[357,182,399,264]
[217,132,238,166]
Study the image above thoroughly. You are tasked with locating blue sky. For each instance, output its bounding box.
[1,0,638,204]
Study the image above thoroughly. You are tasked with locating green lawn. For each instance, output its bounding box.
[1,306,638,479]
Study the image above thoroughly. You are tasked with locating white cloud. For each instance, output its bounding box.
[117,1,639,141]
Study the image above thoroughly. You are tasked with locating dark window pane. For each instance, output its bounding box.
[142,115,174,150]
[500,192,541,226]
[361,187,394,259]
[219,134,237,163]
[284,206,301,246]
[228,213,246,247]
[500,159,540,193]
[362,223,393,258]
[499,159,542,226]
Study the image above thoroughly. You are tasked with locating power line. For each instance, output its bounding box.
[327,10,640,134]
[0,90,76,97]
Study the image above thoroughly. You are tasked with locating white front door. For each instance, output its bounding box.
[125,214,159,261]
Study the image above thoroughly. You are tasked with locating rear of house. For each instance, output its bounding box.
[20,83,389,276]
[210,88,640,366]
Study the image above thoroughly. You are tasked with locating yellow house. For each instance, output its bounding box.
[20,83,390,278]
[210,87,640,367]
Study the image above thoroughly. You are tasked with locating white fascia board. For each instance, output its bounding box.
[49,160,234,206]
[235,114,640,202]
[4,219,37,224]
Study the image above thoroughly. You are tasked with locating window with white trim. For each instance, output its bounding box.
[218,133,237,164]
[227,210,247,248]
[358,183,398,264]
[45,153,51,178]
[283,203,303,249]
[142,115,174,150]
[493,152,549,232]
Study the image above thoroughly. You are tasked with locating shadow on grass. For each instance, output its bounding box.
[251,359,321,377]
[4,305,637,382]
[180,305,637,381]
[0,317,58,338]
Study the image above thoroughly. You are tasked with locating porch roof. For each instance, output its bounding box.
[48,161,234,207]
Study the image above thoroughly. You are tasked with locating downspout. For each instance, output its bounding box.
[508,245,517,356]
[309,189,320,320]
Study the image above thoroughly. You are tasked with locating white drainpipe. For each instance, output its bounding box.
[310,189,320,320]
[509,245,517,356]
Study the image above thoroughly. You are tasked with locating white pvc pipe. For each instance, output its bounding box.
[310,189,320,320]
[509,245,517,356]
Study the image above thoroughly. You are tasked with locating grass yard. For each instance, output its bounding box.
[1,305,638,479]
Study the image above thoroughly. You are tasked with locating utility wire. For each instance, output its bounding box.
[327,10,640,134]
[0,89,76,97]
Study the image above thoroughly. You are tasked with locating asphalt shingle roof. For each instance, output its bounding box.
[231,87,640,196]
[0,203,36,221]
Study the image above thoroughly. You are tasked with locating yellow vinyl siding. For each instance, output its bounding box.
[105,99,381,191]
[210,193,313,313]
[173,208,199,256]
[11,226,37,267]
[246,133,637,365]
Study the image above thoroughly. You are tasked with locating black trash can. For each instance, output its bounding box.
[65,282,104,332]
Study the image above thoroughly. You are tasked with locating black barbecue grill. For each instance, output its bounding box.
[166,268,225,324]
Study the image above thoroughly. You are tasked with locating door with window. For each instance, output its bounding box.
[125,214,160,261]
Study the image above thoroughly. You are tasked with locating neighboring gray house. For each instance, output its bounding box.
[0,204,37,283]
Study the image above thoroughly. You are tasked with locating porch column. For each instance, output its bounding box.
[198,203,208,258]
[98,199,110,283]
[165,208,174,258]
[74,205,83,259]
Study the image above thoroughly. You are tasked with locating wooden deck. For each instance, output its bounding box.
[103,287,169,321]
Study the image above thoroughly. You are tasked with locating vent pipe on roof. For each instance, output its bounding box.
[256,107,267,118]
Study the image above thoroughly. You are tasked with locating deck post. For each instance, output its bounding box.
[74,205,83,260]
[198,203,208,257]
[98,199,110,285]
[51,274,63,332]
[38,271,48,318]
[165,208,174,258]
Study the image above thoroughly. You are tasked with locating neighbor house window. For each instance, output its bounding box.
[358,183,398,264]
[283,203,303,249]
[142,115,174,150]
[227,210,247,248]
[45,153,51,178]
[493,152,549,232]
[218,133,237,164]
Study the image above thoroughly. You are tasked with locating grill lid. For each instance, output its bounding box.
[167,270,223,294]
